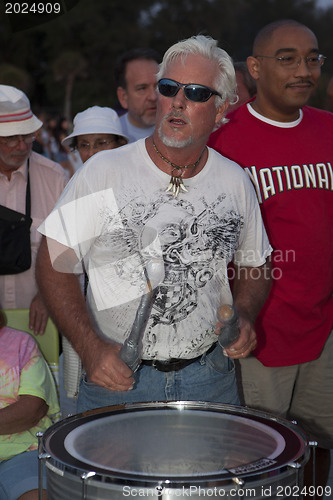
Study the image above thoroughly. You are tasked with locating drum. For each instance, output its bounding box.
[40,401,309,499]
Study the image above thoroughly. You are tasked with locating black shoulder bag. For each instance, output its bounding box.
[0,161,33,275]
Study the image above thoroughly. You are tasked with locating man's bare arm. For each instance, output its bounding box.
[35,236,134,391]
[218,258,272,359]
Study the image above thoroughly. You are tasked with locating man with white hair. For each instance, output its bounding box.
[0,85,67,334]
[36,35,272,412]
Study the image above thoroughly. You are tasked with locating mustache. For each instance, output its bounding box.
[164,111,189,123]
[286,80,314,87]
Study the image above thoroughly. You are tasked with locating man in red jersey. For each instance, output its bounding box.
[208,19,333,494]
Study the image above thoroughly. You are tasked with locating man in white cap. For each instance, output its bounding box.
[62,106,129,165]
[0,85,67,335]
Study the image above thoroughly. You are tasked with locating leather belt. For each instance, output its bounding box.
[141,343,217,372]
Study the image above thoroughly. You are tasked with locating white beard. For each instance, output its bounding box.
[158,123,194,148]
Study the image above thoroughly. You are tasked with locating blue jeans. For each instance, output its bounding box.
[77,343,239,412]
[0,450,46,500]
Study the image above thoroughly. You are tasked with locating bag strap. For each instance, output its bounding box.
[25,158,31,218]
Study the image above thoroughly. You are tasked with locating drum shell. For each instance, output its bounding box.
[45,464,304,499]
[41,401,309,500]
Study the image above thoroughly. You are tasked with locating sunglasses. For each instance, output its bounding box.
[158,78,221,103]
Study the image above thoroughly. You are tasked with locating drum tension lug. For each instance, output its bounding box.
[287,462,302,469]
[232,477,245,487]
[81,471,97,480]
[155,484,164,496]
[37,432,50,500]
[286,462,302,490]
[81,471,97,500]
[308,441,318,491]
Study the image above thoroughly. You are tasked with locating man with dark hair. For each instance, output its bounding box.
[209,19,333,492]
[114,48,161,142]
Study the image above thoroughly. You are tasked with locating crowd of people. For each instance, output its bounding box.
[0,18,332,499]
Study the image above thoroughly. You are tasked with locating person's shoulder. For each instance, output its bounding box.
[0,325,35,348]
[81,140,141,176]
[119,112,130,135]
[208,147,248,176]
[119,111,128,123]
[208,105,249,147]
[29,151,68,181]
[88,139,140,161]
[303,105,333,122]
[208,148,256,199]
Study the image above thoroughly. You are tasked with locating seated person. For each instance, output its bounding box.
[0,309,60,500]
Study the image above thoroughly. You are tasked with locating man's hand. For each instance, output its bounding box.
[82,337,135,392]
[218,260,272,359]
[215,315,257,359]
[29,293,49,335]
[36,237,136,393]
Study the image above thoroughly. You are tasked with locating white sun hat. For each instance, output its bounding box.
[0,85,43,136]
[62,106,129,147]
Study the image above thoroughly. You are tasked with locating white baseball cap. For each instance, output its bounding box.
[0,85,43,136]
[62,106,129,147]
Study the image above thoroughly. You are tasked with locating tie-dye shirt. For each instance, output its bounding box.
[0,326,60,460]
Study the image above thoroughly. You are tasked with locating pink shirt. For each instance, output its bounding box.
[0,151,67,308]
[0,326,60,460]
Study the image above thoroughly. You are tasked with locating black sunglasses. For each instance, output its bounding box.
[158,78,221,103]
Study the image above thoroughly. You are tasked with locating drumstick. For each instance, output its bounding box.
[217,304,240,348]
[119,258,162,372]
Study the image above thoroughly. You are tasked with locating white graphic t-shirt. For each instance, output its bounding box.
[39,139,271,360]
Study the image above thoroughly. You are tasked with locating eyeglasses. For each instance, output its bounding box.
[77,139,116,152]
[0,133,35,148]
[158,78,221,103]
[254,54,326,69]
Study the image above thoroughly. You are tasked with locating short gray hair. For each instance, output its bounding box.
[157,35,237,125]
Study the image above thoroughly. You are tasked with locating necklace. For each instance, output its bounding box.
[153,142,205,197]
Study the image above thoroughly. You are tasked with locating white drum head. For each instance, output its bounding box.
[64,409,285,477]
[43,402,308,483]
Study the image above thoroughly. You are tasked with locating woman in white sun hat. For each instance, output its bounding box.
[62,106,129,165]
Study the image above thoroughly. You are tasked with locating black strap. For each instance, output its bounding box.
[141,343,217,372]
[25,158,31,218]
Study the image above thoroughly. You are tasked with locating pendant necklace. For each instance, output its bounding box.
[153,142,205,197]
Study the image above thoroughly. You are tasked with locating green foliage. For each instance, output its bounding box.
[0,63,32,93]
[0,0,332,116]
